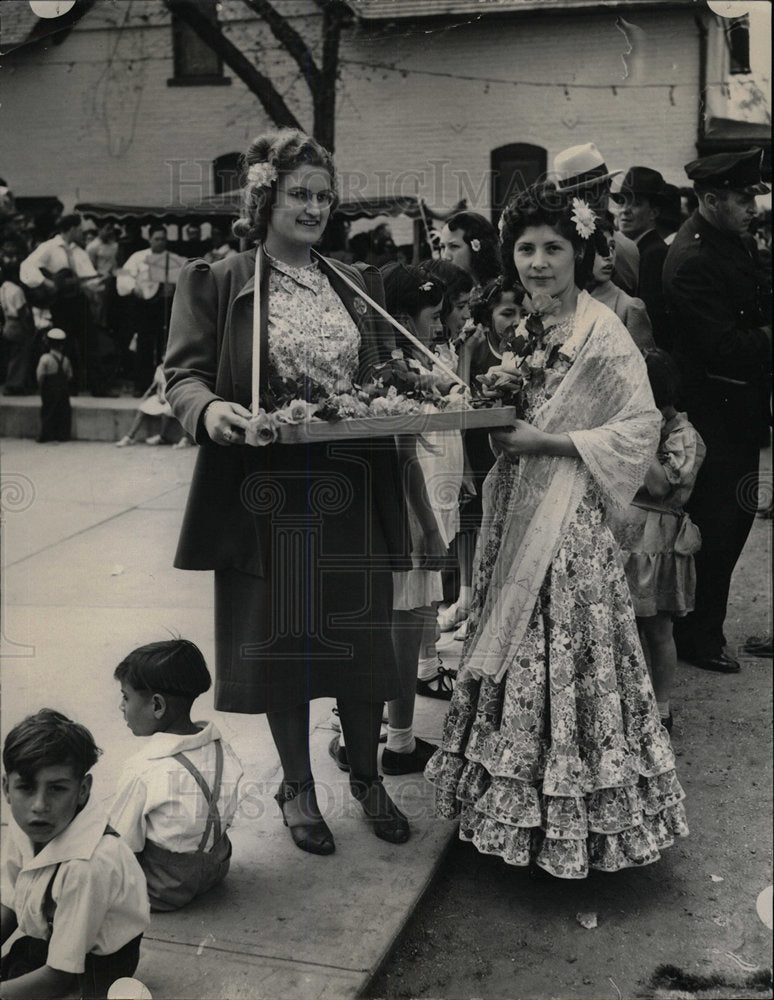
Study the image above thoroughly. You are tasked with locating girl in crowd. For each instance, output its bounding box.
[426,184,688,877]
[165,129,433,853]
[444,274,525,644]
[435,214,503,637]
[588,213,655,353]
[610,349,705,732]
[331,264,460,771]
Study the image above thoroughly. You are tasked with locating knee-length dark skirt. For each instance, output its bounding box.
[213,441,399,713]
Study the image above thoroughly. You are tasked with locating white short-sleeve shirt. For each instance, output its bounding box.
[1,802,150,974]
[109,722,243,854]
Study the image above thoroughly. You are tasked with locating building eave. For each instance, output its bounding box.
[349,0,698,21]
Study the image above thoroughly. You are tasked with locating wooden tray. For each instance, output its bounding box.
[274,406,517,444]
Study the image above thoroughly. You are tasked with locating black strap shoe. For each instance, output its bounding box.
[274,779,335,855]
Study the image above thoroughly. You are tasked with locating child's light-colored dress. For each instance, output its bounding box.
[610,412,706,618]
[392,351,464,611]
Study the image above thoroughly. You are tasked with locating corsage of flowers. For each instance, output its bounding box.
[469,238,481,252]
[247,161,278,188]
[570,198,596,240]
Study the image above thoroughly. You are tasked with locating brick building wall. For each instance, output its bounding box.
[1,2,700,214]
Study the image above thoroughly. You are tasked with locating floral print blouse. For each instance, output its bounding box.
[267,256,361,395]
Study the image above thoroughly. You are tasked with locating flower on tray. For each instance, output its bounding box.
[245,409,279,447]
[274,399,320,424]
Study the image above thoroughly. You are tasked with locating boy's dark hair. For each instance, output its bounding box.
[3,709,101,781]
[643,348,681,409]
[114,638,211,700]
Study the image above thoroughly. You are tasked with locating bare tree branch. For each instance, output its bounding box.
[241,0,322,92]
[164,0,302,131]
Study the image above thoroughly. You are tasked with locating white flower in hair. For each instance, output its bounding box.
[470,238,481,252]
[247,161,278,188]
[570,198,596,240]
[419,281,434,292]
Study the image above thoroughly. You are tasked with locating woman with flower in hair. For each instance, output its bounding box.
[439,211,501,292]
[164,129,420,855]
[426,183,689,878]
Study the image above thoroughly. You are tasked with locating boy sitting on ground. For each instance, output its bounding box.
[1,709,150,999]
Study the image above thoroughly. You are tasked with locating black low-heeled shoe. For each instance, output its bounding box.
[350,775,410,844]
[274,779,335,856]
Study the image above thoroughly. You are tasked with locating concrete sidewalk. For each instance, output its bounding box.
[0,439,463,1000]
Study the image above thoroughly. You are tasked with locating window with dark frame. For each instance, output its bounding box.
[490,143,547,227]
[168,0,231,87]
[726,15,751,75]
[213,152,242,195]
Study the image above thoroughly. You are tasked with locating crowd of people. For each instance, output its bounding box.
[0,192,240,441]
[1,131,771,996]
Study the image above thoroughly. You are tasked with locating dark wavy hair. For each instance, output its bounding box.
[381,261,444,322]
[470,274,525,327]
[233,129,338,245]
[444,211,501,286]
[499,183,606,290]
[3,709,102,781]
[417,259,473,327]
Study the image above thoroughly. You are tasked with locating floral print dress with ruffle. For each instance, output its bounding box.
[425,315,688,878]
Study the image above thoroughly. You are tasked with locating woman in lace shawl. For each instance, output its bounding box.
[425,184,689,878]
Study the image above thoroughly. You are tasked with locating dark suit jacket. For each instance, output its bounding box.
[636,229,670,349]
[164,247,408,575]
[663,211,769,417]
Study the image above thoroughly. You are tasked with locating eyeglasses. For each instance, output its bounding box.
[284,187,335,207]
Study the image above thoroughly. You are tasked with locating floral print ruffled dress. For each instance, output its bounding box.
[425,315,688,878]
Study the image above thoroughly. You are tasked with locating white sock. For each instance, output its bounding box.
[417,655,440,680]
[657,700,670,718]
[386,725,415,754]
[458,585,472,610]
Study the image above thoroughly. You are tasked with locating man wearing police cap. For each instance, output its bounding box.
[663,147,770,674]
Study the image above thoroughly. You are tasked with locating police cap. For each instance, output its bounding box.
[684,148,770,195]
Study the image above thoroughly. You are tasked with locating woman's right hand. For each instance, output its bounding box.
[203,400,252,446]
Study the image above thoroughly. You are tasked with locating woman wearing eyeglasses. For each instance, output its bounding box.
[164,130,425,856]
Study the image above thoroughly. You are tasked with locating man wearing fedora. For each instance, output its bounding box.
[552,143,639,295]
[663,148,770,674]
[612,166,671,349]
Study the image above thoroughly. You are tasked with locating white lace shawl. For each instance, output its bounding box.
[464,290,660,683]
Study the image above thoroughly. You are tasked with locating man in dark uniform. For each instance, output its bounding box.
[612,166,671,348]
[663,148,770,674]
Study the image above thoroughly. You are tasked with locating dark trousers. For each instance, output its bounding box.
[133,293,170,392]
[51,294,109,395]
[1,933,142,1000]
[674,387,761,658]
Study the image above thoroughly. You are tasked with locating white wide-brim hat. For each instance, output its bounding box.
[552,143,622,191]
